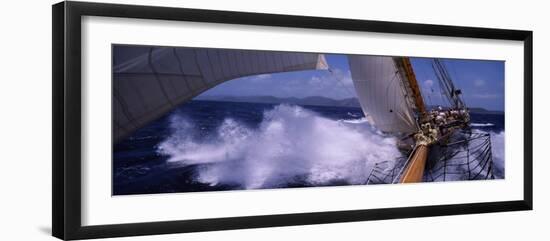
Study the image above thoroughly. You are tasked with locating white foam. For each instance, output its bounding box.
[470,128,505,178]
[340,118,369,124]
[157,105,401,189]
[157,105,507,187]
[471,123,495,127]
[490,131,505,178]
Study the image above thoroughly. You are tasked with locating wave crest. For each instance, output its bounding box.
[157,104,401,189]
[490,131,505,178]
[471,123,495,127]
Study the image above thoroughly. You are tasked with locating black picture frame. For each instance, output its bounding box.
[52,1,533,240]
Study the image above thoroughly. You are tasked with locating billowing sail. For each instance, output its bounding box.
[113,46,329,143]
[348,55,418,133]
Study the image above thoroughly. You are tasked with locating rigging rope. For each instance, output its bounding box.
[447,60,468,108]
[327,68,356,97]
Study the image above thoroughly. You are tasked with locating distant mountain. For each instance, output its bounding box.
[467,107,504,115]
[195,95,361,108]
[196,96,503,114]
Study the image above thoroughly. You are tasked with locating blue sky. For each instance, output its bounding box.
[200,54,504,111]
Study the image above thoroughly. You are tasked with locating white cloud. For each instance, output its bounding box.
[236,68,357,99]
[328,68,353,87]
[246,73,273,83]
[424,79,434,88]
[472,93,500,99]
[295,69,356,98]
[255,74,272,79]
[474,79,485,87]
[308,76,322,85]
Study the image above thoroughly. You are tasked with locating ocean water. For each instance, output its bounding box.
[113,100,505,195]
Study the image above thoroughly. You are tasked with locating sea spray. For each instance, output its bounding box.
[157,104,402,189]
[470,123,495,127]
[459,129,505,180]
[490,131,505,178]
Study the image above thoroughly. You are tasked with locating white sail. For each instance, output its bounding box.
[348,55,418,133]
[113,46,329,142]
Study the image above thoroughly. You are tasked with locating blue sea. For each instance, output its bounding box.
[113,100,505,195]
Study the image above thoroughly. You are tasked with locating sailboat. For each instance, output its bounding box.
[349,56,495,184]
[113,45,496,184]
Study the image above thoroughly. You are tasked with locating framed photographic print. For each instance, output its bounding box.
[52,1,533,240]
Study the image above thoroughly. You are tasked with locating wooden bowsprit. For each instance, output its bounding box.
[396,57,432,183]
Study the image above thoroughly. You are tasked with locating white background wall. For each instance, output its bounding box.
[0,0,547,240]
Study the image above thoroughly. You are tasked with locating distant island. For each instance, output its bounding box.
[196,95,360,108]
[195,95,504,114]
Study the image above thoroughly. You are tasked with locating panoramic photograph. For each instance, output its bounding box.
[112,45,504,195]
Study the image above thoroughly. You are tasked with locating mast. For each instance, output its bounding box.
[400,57,427,119]
[349,56,469,184]
[396,57,431,183]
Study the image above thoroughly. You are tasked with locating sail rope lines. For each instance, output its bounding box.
[327,68,356,97]
[389,68,418,131]
[417,60,435,109]
[446,60,468,108]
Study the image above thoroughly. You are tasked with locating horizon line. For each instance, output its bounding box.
[195,94,504,112]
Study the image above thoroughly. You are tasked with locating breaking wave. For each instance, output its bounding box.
[471,123,495,127]
[470,128,505,178]
[340,117,369,124]
[490,131,505,178]
[157,104,401,189]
